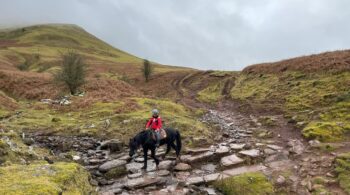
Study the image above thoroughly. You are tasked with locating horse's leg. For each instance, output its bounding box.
[162,144,171,159]
[170,142,180,158]
[141,147,148,170]
[151,147,159,167]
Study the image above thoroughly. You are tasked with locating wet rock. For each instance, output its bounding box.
[186,147,211,154]
[264,148,277,155]
[276,175,286,185]
[174,163,191,171]
[100,139,123,153]
[229,143,245,150]
[99,159,127,172]
[157,170,170,177]
[181,151,215,163]
[264,151,289,163]
[309,140,321,147]
[239,149,261,158]
[185,176,204,186]
[287,139,305,155]
[119,154,131,161]
[175,171,191,182]
[220,154,244,167]
[135,157,145,163]
[128,172,142,179]
[204,173,221,183]
[267,144,283,150]
[201,163,217,173]
[222,165,267,176]
[215,145,230,155]
[158,160,174,170]
[126,160,156,173]
[72,155,81,162]
[125,177,165,190]
[89,158,105,165]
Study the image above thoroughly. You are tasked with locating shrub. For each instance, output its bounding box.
[54,51,87,95]
[141,59,152,82]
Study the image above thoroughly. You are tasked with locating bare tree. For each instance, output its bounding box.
[142,59,152,82]
[54,51,87,95]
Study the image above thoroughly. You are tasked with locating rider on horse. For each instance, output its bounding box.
[145,109,162,147]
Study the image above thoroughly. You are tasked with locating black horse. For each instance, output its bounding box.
[129,128,182,170]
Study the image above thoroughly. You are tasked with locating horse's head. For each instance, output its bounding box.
[129,138,138,157]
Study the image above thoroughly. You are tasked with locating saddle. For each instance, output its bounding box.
[151,129,167,141]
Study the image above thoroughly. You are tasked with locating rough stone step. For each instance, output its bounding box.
[239,149,261,158]
[174,163,192,171]
[181,151,215,163]
[220,154,244,167]
[98,159,127,172]
[267,144,283,150]
[222,164,267,177]
[185,147,211,154]
[229,143,246,150]
[125,177,165,190]
[185,176,205,186]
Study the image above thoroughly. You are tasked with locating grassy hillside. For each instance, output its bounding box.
[0,24,210,144]
[196,51,350,142]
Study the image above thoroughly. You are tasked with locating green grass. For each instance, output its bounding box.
[2,97,211,143]
[335,153,350,194]
[229,71,350,142]
[0,161,93,195]
[215,172,274,195]
[197,80,225,103]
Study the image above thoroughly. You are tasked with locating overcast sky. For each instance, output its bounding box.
[1,0,350,70]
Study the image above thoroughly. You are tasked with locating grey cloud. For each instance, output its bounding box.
[1,0,350,70]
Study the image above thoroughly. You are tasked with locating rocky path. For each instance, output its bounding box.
[29,106,346,195]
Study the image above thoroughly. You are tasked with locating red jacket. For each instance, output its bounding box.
[146,116,162,131]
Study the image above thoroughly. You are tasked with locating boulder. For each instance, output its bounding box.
[98,159,127,172]
[220,154,244,167]
[174,163,192,171]
[158,160,174,170]
[100,139,123,153]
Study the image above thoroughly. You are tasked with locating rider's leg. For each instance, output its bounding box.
[155,131,160,147]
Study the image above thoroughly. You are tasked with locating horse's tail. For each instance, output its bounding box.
[175,130,182,153]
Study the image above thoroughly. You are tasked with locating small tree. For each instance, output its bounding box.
[55,51,87,95]
[142,59,152,82]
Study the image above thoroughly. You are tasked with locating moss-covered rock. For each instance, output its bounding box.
[104,166,127,179]
[0,161,94,195]
[335,153,350,194]
[214,172,274,195]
